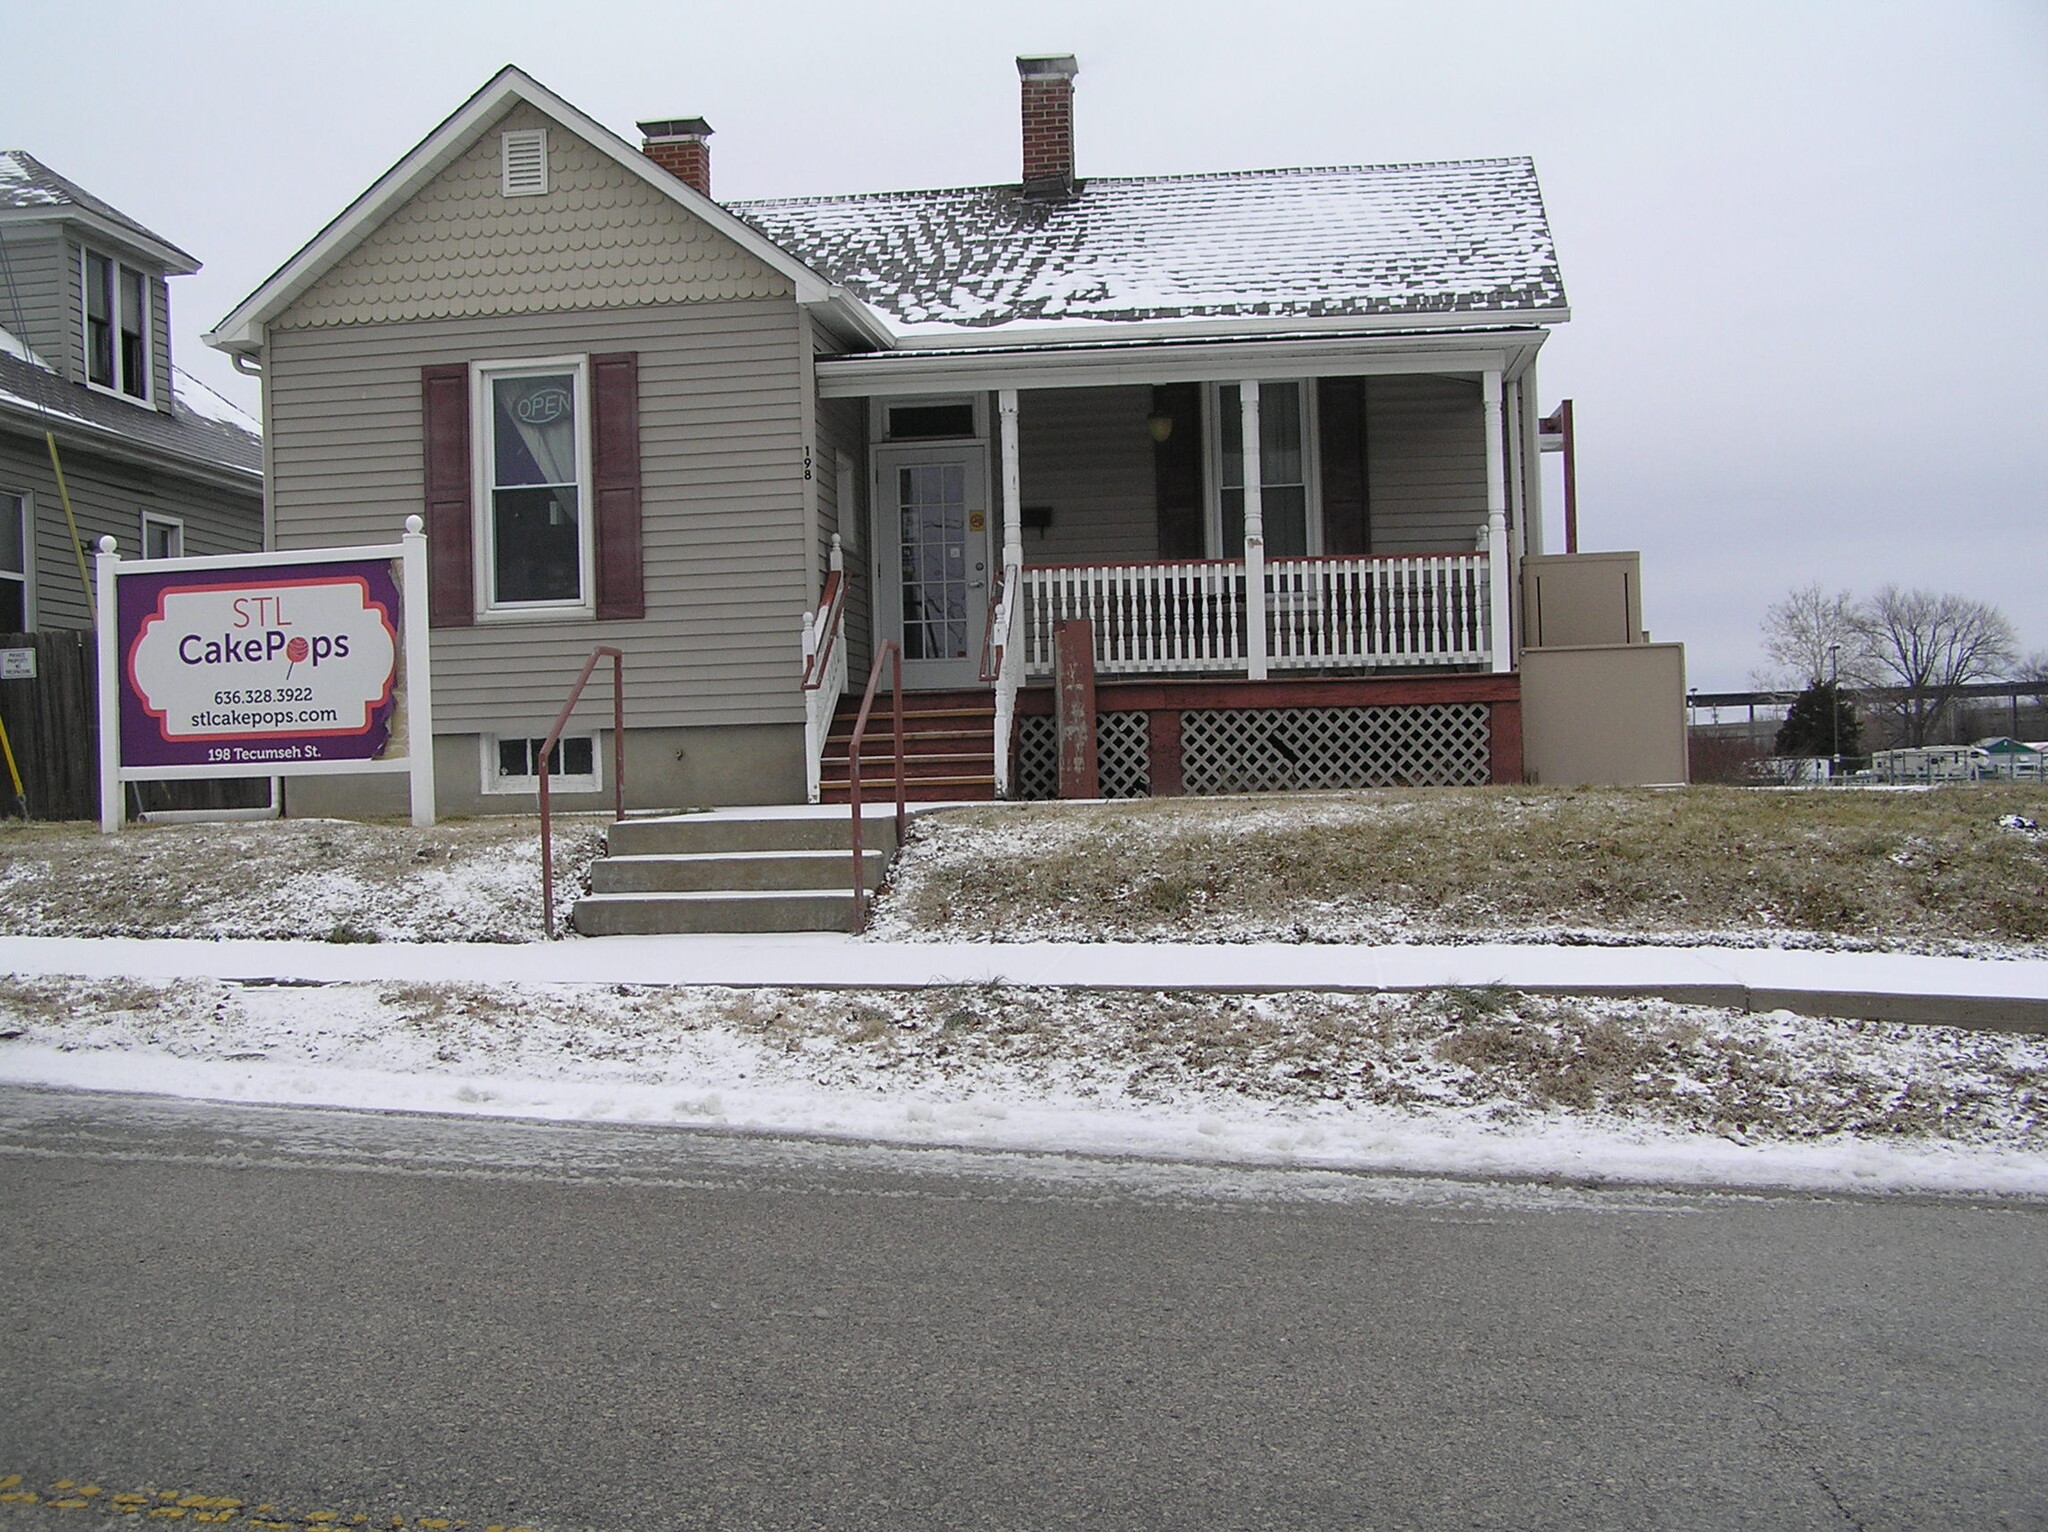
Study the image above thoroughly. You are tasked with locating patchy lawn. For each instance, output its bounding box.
[0,815,606,942]
[0,976,2041,1187]
[874,785,2048,953]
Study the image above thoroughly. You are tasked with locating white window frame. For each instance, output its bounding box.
[501,128,549,197]
[140,512,184,561]
[481,732,603,795]
[80,246,153,404]
[1204,380,1323,558]
[471,355,595,621]
[0,490,32,631]
[870,394,986,445]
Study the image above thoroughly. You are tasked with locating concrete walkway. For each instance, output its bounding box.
[5,933,2046,1031]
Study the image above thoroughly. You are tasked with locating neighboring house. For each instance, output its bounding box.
[208,60,1685,817]
[0,151,262,632]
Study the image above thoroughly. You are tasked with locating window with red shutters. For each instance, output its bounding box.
[420,353,642,626]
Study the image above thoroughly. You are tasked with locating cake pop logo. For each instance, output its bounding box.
[126,571,397,744]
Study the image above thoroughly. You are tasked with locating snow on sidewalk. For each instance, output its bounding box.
[4,933,2047,1007]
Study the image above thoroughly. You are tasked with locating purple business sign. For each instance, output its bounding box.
[117,559,402,771]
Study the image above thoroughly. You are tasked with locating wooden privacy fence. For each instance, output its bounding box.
[0,630,97,820]
[0,630,269,822]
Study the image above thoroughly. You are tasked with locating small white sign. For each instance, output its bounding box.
[1,648,34,680]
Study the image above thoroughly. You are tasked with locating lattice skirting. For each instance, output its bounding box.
[1015,711,1150,800]
[1179,703,1491,793]
[1016,703,1491,798]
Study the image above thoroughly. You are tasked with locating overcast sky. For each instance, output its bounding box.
[5,0,2042,689]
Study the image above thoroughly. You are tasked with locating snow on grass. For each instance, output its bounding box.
[872,788,2048,955]
[1,977,2041,1197]
[0,816,605,942]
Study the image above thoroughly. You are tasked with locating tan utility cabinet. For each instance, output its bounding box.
[1522,551,1645,649]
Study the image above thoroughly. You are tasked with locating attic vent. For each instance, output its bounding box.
[501,129,548,197]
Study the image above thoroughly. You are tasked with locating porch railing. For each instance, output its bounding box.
[800,535,848,804]
[1019,552,1490,677]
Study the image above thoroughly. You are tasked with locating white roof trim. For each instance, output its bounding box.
[205,65,879,353]
[879,306,1571,351]
[0,205,200,275]
[817,327,1549,398]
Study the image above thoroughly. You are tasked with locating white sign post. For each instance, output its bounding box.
[97,516,436,831]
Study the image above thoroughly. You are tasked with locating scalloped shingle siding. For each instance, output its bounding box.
[274,104,790,330]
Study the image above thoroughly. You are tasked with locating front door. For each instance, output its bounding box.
[877,444,990,689]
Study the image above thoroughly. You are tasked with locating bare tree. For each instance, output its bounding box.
[1757,583,1867,688]
[2023,650,2048,705]
[1856,587,2018,746]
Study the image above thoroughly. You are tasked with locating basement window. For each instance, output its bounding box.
[501,129,549,197]
[484,733,600,795]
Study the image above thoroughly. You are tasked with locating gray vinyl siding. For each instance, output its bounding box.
[1018,385,1157,564]
[148,272,172,411]
[265,297,812,734]
[0,426,262,629]
[813,394,870,683]
[1365,375,1487,554]
[0,229,74,377]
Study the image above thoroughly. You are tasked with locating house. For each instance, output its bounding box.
[207,59,1686,819]
[0,152,263,631]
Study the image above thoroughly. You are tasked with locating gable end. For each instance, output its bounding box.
[272,103,792,331]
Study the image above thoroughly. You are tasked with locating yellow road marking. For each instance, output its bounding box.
[0,1476,556,1532]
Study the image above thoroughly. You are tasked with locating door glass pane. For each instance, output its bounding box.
[898,463,969,660]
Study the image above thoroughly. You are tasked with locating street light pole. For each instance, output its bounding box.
[1829,643,1841,783]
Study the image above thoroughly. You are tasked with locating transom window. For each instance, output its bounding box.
[476,358,592,614]
[0,493,27,631]
[885,399,977,441]
[1214,381,1315,558]
[83,249,150,401]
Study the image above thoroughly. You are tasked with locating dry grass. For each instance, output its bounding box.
[0,814,606,941]
[878,785,2048,951]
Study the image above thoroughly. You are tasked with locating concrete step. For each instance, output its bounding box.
[590,848,886,894]
[605,812,900,857]
[573,889,860,937]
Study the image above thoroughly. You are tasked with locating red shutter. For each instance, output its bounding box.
[421,363,473,627]
[591,351,644,621]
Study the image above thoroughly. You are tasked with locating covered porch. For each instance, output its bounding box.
[804,331,1551,799]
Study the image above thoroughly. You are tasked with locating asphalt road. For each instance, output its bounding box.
[0,1085,2042,1532]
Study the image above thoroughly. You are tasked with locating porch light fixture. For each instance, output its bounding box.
[1147,412,1174,443]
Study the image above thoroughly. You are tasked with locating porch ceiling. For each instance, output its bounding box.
[814,325,1549,398]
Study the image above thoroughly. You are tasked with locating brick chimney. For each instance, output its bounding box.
[638,117,714,197]
[1016,55,1078,197]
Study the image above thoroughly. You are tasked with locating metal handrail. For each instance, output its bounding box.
[539,645,626,939]
[845,640,904,935]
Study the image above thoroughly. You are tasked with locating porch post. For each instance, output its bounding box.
[1483,370,1511,674]
[1239,379,1268,680]
[998,389,1022,573]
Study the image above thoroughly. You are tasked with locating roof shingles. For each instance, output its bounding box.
[733,159,1563,334]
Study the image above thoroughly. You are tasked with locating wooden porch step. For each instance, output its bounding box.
[820,774,996,803]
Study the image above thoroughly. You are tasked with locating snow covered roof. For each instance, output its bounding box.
[0,328,259,483]
[0,151,200,274]
[732,159,1565,338]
